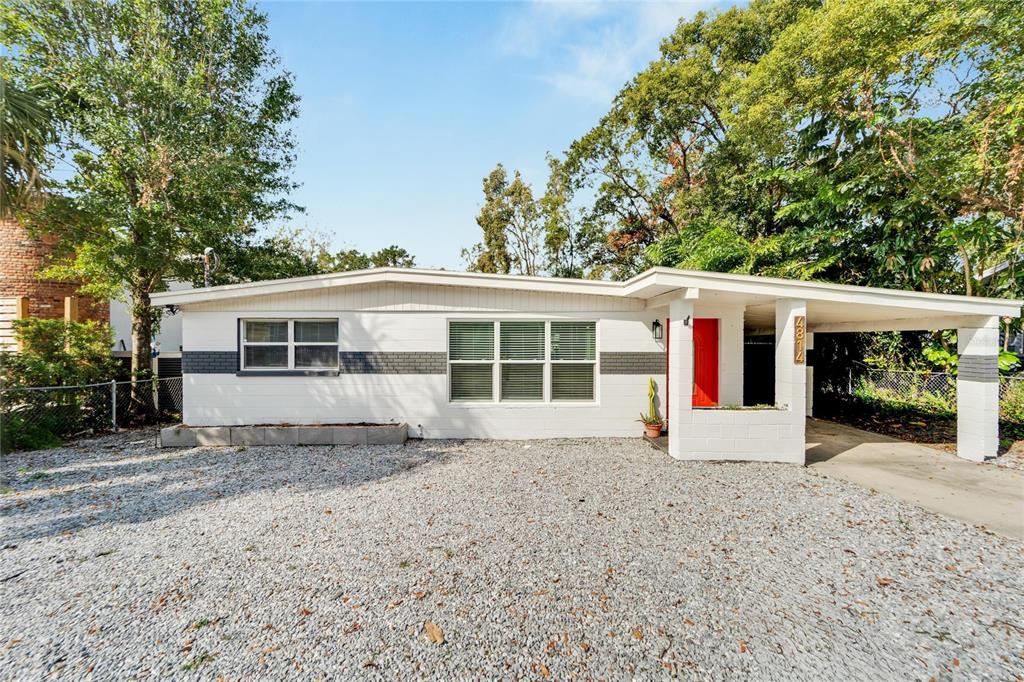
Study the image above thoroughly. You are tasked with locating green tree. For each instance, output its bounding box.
[2,0,299,403]
[562,0,818,280]
[464,164,513,274]
[331,248,373,272]
[215,229,417,280]
[215,228,333,284]
[557,0,1022,310]
[0,76,54,216]
[735,0,1023,300]
[368,245,415,268]
[463,163,543,276]
[540,154,606,279]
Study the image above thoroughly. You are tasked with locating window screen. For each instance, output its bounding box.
[241,319,338,370]
[450,322,494,400]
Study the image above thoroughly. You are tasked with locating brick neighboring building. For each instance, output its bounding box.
[0,217,109,349]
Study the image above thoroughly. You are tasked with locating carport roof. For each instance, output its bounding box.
[150,266,1021,331]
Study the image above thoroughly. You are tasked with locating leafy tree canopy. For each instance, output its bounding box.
[2,0,300,381]
[212,227,416,284]
[517,0,1022,302]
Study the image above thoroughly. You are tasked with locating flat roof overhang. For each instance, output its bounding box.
[150,266,1021,331]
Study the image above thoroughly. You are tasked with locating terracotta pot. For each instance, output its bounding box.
[644,423,663,438]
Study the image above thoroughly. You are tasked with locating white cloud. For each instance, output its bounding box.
[496,1,609,58]
[498,0,717,103]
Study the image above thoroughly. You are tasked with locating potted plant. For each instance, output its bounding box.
[638,377,663,438]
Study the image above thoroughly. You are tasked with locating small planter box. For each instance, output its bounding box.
[160,423,407,447]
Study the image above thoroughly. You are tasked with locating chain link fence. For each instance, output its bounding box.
[849,366,1024,422]
[0,377,183,453]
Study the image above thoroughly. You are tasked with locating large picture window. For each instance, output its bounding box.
[448,320,596,402]
[241,319,339,370]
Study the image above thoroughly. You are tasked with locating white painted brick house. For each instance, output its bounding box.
[151,267,1021,464]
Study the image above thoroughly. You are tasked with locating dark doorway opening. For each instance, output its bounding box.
[743,335,774,406]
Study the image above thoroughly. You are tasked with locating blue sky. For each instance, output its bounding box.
[261,1,725,269]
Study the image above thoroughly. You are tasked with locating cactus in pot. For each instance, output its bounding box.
[637,377,663,438]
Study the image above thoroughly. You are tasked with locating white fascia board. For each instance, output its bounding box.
[150,265,1023,320]
[150,267,627,306]
[629,268,1022,318]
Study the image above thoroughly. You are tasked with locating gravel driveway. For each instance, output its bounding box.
[2,432,1022,680]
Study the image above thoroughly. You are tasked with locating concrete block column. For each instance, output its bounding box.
[667,298,695,459]
[775,299,807,411]
[957,319,999,462]
[775,299,807,464]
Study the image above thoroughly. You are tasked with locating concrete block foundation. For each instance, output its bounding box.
[160,423,407,448]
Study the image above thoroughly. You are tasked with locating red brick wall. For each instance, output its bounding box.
[0,218,109,322]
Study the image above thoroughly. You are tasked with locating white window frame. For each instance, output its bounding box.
[548,321,597,403]
[499,321,547,403]
[240,318,339,371]
[447,319,598,404]
[447,320,496,402]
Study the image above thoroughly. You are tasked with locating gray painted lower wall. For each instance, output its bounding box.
[182,350,447,374]
[182,350,664,375]
[338,351,447,374]
[959,354,998,382]
[600,351,665,374]
[182,351,238,374]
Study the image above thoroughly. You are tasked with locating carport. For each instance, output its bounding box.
[624,269,1022,463]
[806,419,1024,539]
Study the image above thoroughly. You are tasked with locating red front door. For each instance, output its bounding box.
[692,318,719,407]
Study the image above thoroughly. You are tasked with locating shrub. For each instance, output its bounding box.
[1001,379,1024,425]
[1,319,119,453]
[853,375,956,417]
[1,318,119,389]
[0,411,64,453]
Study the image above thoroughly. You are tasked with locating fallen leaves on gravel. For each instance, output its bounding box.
[424,621,444,645]
[876,577,895,587]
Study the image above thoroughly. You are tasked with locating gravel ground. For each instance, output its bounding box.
[2,431,1023,680]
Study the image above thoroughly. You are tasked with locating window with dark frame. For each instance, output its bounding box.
[241,319,339,370]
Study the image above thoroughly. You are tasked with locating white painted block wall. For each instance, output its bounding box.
[182,309,672,439]
[956,321,999,461]
[667,296,806,464]
[177,283,808,460]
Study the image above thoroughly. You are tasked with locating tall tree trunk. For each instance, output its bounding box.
[129,285,154,418]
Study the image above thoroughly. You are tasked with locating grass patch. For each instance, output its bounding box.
[181,652,216,671]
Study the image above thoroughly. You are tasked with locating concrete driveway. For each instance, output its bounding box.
[807,419,1024,539]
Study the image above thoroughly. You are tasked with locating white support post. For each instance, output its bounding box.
[957,318,999,461]
[667,298,695,459]
[775,299,807,411]
[775,299,807,464]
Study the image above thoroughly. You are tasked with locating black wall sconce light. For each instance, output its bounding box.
[652,319,663,340]
[683,315,691,327]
